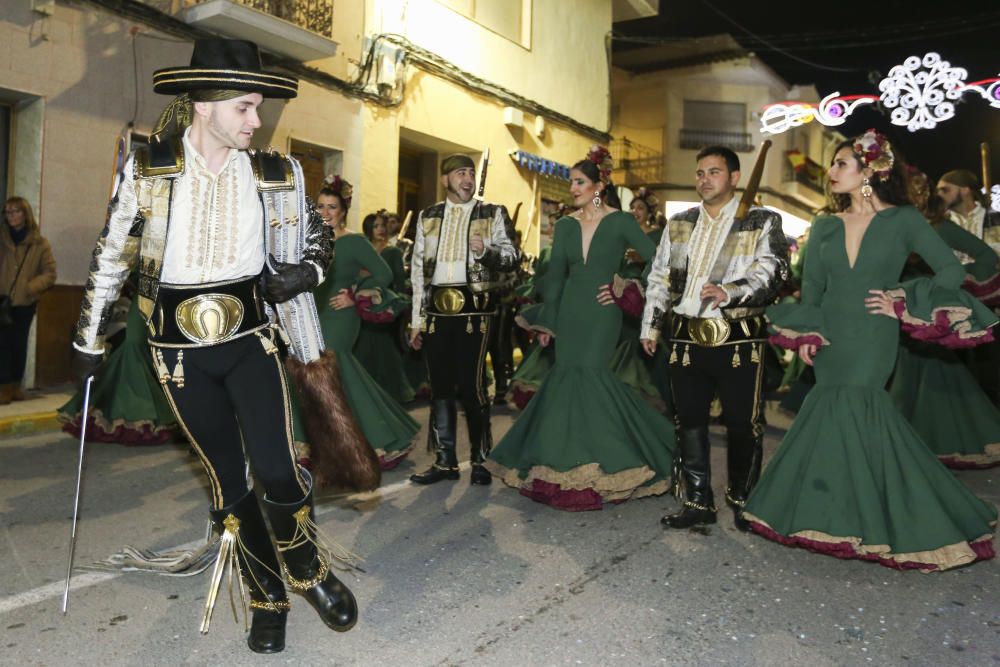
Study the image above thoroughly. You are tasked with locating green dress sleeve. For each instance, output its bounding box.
[349,235,404,322]
[766,217,830,349]
[380,245,408,292]
[933,219,1000,306]
[888,208,998,348]
[532,217,572,336]
[611,213,658,317]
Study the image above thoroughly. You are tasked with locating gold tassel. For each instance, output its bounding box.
[669,343,678,365]
[201,514,249,635]
[277,505,363,575]
[258,332,278,355]
[172,350,185,388]
[682,344,691,367]
[153,349,171,385]
[479,318,487,334]
[466,316,473,334]
[750,344,760,364]
[731,344,741,368]
[428,318,435,334]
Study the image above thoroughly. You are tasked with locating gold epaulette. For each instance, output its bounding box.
[135,136,185,179]
[249,148,294,193]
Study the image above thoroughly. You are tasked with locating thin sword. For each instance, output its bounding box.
[62,374,95,614]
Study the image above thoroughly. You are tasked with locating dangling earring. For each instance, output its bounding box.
[592,193,602,209]
[861,176,873,200]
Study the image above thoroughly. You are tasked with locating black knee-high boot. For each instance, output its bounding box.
[262,472,358,632]
[466,402,493,485]
[410,399,460,484]
[661,426,717,529]
[725,428,763,532]
[207,489,289,654]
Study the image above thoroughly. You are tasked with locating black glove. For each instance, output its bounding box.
[71,350,103,384]
[261,255,319,304]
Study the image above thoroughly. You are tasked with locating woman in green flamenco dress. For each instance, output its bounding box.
[311,180,419,470]
[745,131,997,572]
[59,283,180,445]
[486,150,675,511]
[887,185,1000,469]
[353,211,416,404]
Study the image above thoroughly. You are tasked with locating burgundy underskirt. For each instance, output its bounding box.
[519,479,604,512]
[61,418,176,446]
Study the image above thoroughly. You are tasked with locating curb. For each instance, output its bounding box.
[0,411,61,437]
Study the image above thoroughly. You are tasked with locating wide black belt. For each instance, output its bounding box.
[427,285,496,316]
[147,276,269,348]
[670,314,766,347]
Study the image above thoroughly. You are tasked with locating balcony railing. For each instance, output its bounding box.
[610,137,663,187]
[679,129,753,153]
[783,150,826,194]
[183,0,333,38]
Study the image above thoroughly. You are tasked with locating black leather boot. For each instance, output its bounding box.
[208,490,289,654]
[725,428,763,532]
[467,403,493,485]
[263,472,358,633]
[410,399,460,484]
[661,426,717,529]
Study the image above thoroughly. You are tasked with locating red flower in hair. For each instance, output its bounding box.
[323,174,354,206]
[586,145,614,184]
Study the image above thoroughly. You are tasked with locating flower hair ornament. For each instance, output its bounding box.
[323,174,354,207]
[587,145,614,184]
[632,186,660,212]
[852,129,895,201]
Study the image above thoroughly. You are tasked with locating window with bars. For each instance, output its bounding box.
[681,100,753,152]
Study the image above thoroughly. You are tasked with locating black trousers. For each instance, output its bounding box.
[487,301,514,393]
[0,304,36,384]
[669,341,765,440]
[154,333,306,509]
[424,313,492,411]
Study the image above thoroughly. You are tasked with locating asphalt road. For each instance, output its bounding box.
[1,403,998,666]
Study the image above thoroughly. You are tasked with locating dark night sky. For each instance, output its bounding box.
[613,1,1000,184]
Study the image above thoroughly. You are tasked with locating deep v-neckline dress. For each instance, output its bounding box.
[486,212,675,511]
[746,206,998,571]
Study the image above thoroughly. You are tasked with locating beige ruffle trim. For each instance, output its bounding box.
[885,289,992,343]
[376,444,414,464]
[484,460,671,502]
[743,513,996,572]
[939,442,1000,467]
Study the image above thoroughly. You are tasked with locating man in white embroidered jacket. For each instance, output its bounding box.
[640,146,789,532]
[70,39,378,655]
[407,154,518,486]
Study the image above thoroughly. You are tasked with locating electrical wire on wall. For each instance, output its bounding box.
[80,0,611,144]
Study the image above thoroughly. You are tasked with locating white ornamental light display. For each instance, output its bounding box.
[760,51,1000,135]
[992,185,1000,214]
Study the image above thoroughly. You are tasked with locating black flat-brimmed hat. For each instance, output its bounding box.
[152,39,298,99]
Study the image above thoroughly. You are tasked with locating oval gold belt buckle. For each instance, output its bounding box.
[176,293,245,344]
[688,317,731,347]
[433,287,465,315]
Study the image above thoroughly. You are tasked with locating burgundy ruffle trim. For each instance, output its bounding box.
[61,417,177,446]
[963,273,1000,306]
[519,479,604,512]
[355,292,395,324]
[768,333,825,350]
[380,451,409,471]
[749,521,995,571]
[893,301,995,349]
[508,385,536,410]
[611,282,644,319]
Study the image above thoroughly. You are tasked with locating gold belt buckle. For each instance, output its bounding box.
[175,293,245,344]
[687,317,731,347]
[433,287,466,315]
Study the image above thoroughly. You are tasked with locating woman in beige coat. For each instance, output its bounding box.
[0,197,56,403]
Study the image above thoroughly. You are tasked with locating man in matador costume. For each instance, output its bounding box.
[71,39,380,654]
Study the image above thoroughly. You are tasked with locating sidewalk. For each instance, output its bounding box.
[0,386,73,437]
